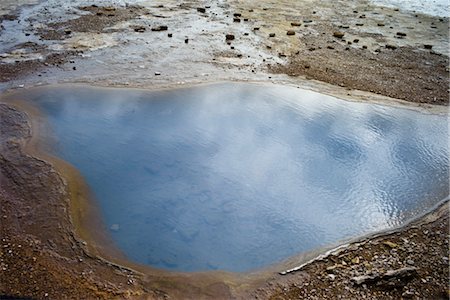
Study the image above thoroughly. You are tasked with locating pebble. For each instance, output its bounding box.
[151,25,168,31]
[269,33,275,37]
[287,30,295,36]
[396,32,407,37]
[225,34,235,40]
[196,7,206,13]
[333,31,345,38]
[291,22,301,26]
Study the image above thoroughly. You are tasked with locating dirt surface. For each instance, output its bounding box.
[0,0,449,299]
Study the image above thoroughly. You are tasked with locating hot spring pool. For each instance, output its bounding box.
[15,83,449,272]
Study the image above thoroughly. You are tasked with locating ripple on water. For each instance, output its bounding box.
[13,83,449,272]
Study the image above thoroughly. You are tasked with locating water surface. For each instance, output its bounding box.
[21,83,449,272]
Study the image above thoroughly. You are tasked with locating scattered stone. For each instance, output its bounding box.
[184,38,189,44]
[287,30,295,36]
[291,22,301,26]
[424,44,433,49]
[253,27,260,31]
[234,13,242,17]
[168,33,172,37]
[351,267,418,286]
[383,241,399,248]
[304,20,313,23]
[64,29,72,35]
[225,34,235,41]
[333,31,345,38]
[351,257,360,264]
[151,25,168,31]
[244,18,248,22]
[308,47,316,51]
[133,26,146,33]
[154,71,161,76]
[328,274,336,281]
[327,46,335,50]
[197,7,206,13]
[396,32,407,37]
[377,23,385,26]
[356,23,364,26]
[233,18,241,23]
[353,39,359,43]
[269,33,275,37]
[362,45,367,49]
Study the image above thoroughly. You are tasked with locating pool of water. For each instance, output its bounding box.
[17,83,449,272]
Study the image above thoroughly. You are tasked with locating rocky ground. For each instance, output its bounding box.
[0,0,449,299]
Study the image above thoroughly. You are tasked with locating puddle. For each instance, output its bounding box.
[8,83,449,272]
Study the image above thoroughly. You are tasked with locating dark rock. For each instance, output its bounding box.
[233,13,242,17]
[291,22,301,26]
[353,39,359,43]
[269,33,275,37]
[133,26,146,33]
[152,25,168,31]
[287,30,295,36]
[253,27,260,31]
[184,38,189,44]
[377,23,385,26]
[356,23,364,26]
[168,33,172,37]
[233,18,240,22]
[333,31,345,38]
[197,7,206,13]
[225,34,235,40]
[424,44,433,49]
[64,29,72,35]
[244,18,248,21]
[327,46,335,50]
[396,32,407,36]
[384,44,396,50]
[304,20,313,23]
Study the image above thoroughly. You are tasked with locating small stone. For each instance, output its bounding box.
[233,13,242,17]
[356,23,364,26]
[197,7,206,13]
[351,257,360,264]
[406,259,414,265]
[383,241,399,248]
[396,32,407,37]
[225,34,235,40]
[168,33,172,37]
[328,274,336,280]
[424,44,433,49]
[327,46,335,50]
[233,18,240,23]
[386,44,397,50]
[253,27,260,31]
[64,29,72,34]
[377,23,385,26]
[291,22,301,26]
[353,39,359,43]
[287,30,295,36]
[269,33,275,37]
[185,38,189,43]
[333,31,345,38]
[154,71,161,76]
[151,25,168,31]
[133,26,146,33]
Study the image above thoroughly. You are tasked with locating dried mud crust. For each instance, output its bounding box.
[0,104,157,299]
